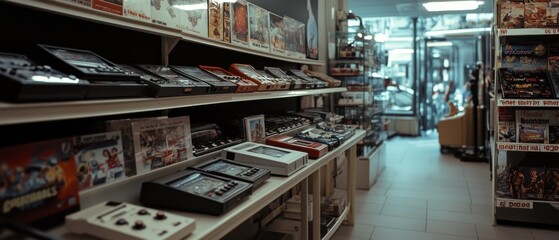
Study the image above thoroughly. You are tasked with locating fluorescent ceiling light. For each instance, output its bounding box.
[423,1,484,12]
[427,41,453,47]
[425,27,491,37]
[391,48,414,54]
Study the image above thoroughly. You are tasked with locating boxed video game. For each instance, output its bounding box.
[106,116,167,177]
[63,0,92,7]
[248,3,270,52]
[548,43,559,98]
[173,0,208,37]
[269,13,286,55]
[131,116,193,174]
[498,68,555,99]
[150,0,178,28]
[73,131,125,191]
[525,2,547,28]
[501,43,548,71]
[499,2,524,29]
[208,0,223,41]
[547,2,559,27]
[283,16,306,59]
[498,107,516,142]
[544,168,559,201]
[123,0,151,23]
[0,138,80,226]
[520,167,545,200]
[92,0,123,15]
[223,1,231,42]
[516,110,549,144]
[231,0,249,47]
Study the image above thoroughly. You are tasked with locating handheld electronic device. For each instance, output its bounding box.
[189,158,271,189]
[264,67,305,89]
[171,65,237,94]
[199,65,258,93]
[117,64,199,97]
[287,69,328,89]
[0,52,89,102]
[135,65,210,95]
[266,135,328,159]
[229,63,277,91]
[141,170,252,216]
[35,44,148,99]
[191,123,244,156]
[295,128,341,150]
[256,70,290,90]
[65,201,196,240]
[221,142,308,176]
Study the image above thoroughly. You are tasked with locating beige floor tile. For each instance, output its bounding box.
[355,213,426,231]
[380,205,427,219]
[428,209,492,225]
[354,201,383,214]
[470,203,492,215]
[331,223,374,239]
[371,226,478,240]
[384,196,427,209]
[427,220,478,238]
[531,229,559,240]
[428,200,472,213]
[475,224,535,240]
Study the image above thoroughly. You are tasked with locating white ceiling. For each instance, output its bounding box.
[347,0,494,18]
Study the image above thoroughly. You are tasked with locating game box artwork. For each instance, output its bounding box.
[208,0,223,41]
[500,2,524,29]
[501,43,548,71]
[269,13,285,55]
[73,131,125,191]
[231,0,249,47]
[173,0,208,37]
[498,68,555,99]
[248,3,270,52]
[0,138,80,226]
[283,16,306,59]
[520,167,545,200]
[516,110,550,144]
[498,107,516,142]
[131,116,192,174]
[544,168,559,201]
[123,0,151,23]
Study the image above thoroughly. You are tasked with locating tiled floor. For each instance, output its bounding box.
[332,132,559,240]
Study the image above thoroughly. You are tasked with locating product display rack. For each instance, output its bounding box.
[492,3,559,225]
[0,1,362,240]
[328,32,386,189]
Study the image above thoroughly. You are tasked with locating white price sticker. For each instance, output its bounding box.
[496,199,533,209]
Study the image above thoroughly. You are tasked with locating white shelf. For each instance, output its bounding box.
[6,0,325,66]
[497,98,559,107]
[51,130,365,240]
[497,28,559,37]
[0,88,346,125]
[321,204,350,240]
[496,142,559,153]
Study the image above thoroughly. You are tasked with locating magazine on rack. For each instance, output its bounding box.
[131,116,193,174]
[515,110,549,144]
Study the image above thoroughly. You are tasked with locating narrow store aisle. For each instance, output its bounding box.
[332,132,559,240]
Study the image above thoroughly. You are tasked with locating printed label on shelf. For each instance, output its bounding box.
[498,99,559,107]
[497,143,559,152]
[498,28,559,36]
[496,199,533,209]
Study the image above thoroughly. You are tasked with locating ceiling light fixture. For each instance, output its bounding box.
[423,1,484,12]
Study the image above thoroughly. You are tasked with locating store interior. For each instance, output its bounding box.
[1,0,559,240]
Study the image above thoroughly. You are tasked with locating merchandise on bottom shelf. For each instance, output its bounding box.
[544,168,559,201]
[264,115,311,136]
[519,166,545,200]
[190,123,244,157]
[283,194,313,221]
[321,188,347,217]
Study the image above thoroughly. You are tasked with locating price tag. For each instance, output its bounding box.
[496,199,533,209]
[544,29,559,34]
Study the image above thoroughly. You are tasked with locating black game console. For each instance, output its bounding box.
[117,64,200,97]
[140,170,252,216]
[315,122,356,141]
[35,44,148,99]
[295,128,341,150]
[171,66,237,94]
[191,123,244,156]
[135,65,210,95]
[189,158,271,190]
[265,115,311,136]
[264,67,306,89]
[0,52,89,102]
[287,69,328,89]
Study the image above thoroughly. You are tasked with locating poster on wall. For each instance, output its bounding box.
[284,16,306,59]
[123,0,151,23]
[269,13,285,55]
[231,0,249,47]
[208,0,223,41]
[248,3,270,52]
[172,0,209,38]
[249,0,319,60]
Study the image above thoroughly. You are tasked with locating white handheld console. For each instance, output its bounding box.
[65,201,196,240]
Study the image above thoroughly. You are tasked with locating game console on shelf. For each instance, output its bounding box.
[65,201,196,240]
[221,142,308,176]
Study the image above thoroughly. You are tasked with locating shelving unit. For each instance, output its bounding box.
[328,31,386,190]
[0,1,363,240]
[492,15,559,226]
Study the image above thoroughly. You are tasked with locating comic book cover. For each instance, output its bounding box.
[520,167,545,200]
[498,107,516,142]
[223,2,231,42]
[248,3,270,52]
[548,43,559,98]
[544,168,559,201]
[546,2,559,27]
[495,159,513,199]
[208,0,223,41]
[63,0,92,7]
[131,116,192,174]
[92,0,123,15]
[501,43,547,70]
[123,0,151,23]
[499,2,524,29]
[0,138,80,225]
[284,16,306,59]
[516,110,549,144]
[269,13,286,55]
[231,0,249,47]
[106,116,167,177]
[73,131,125,191]
[525,2,547,28]
[172,0,208,38]
[150,0,179,28]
